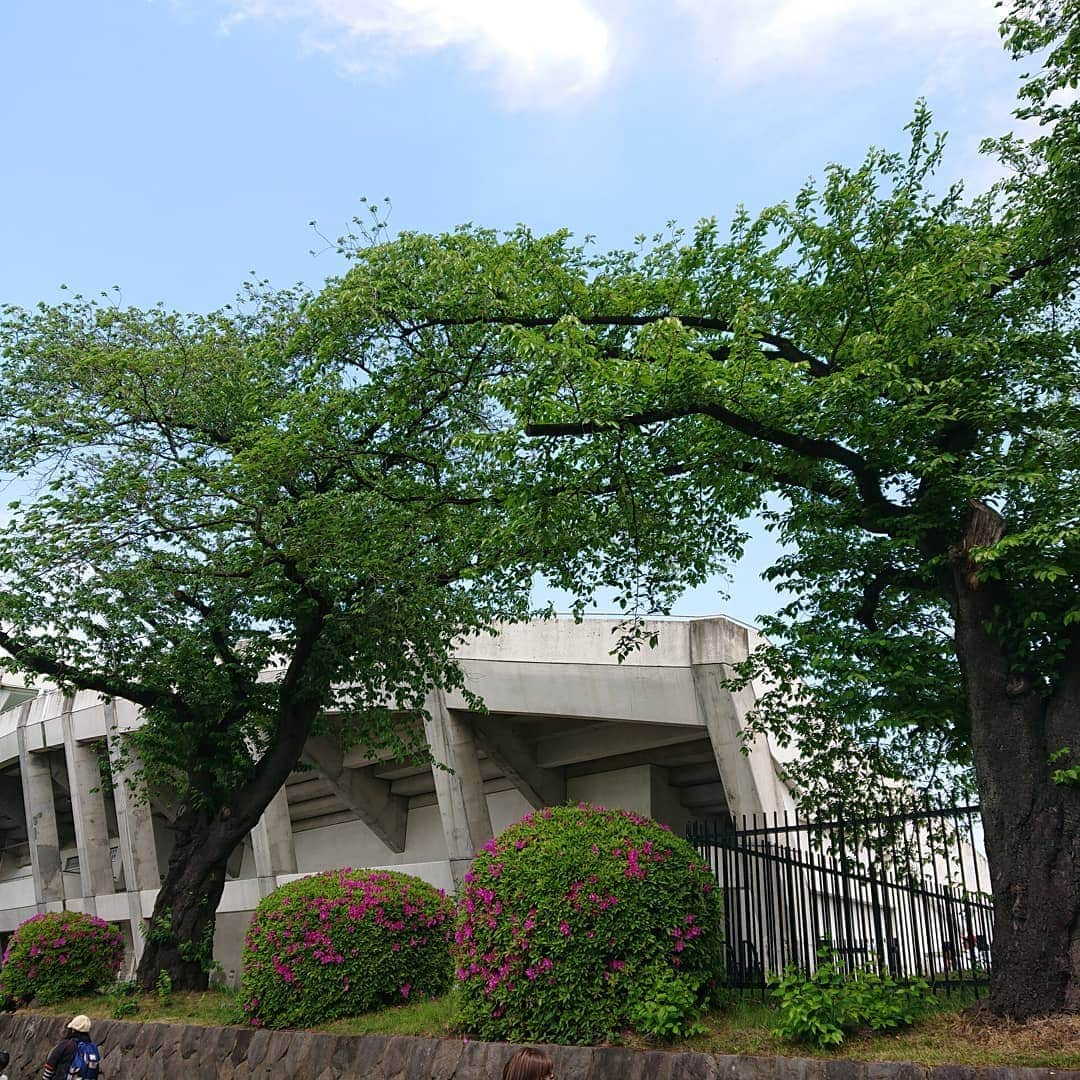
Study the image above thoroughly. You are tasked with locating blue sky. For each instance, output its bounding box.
[1,0,1026,624]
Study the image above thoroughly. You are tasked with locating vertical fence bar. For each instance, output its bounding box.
[965,806,991,993]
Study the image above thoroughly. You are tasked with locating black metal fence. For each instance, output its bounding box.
[687,802,994,996]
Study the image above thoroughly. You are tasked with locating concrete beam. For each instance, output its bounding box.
[283,776,332,802]
[668,762,722,788]
[288,794,349,820]
[563,739,716,778]
[62,698,114,912]
[16,702,63,907]
[389,757,505,799]
[408,775,517,810]
[423,691,493,886]
[302,735,407,852]
[534,722,705,769]
[291,810,359,834]
[469,714,565,810]
[450,659,702,726]
[679,782,728,808]
[251,785,297,898]
[340,718,424,769]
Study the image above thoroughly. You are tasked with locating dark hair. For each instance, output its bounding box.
[0,1047,9,1068]
[501,1048,554,1080]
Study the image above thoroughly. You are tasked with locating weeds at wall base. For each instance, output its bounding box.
[23,990,1080,1070]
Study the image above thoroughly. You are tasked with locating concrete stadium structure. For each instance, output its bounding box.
[0,615,794,981]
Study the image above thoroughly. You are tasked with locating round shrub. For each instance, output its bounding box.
[454,804,724,1044]
[0,911,123,1005]
[241,868,454,1028]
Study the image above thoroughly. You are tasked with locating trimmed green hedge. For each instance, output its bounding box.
[0,911,124,1005]
[242,868,454,1028]
[454,804,724,1043]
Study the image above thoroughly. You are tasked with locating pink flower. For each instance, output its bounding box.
[400,983,411,998]
[558,921,571,936]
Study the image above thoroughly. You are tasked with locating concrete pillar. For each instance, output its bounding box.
[16,701,64,909]
[61,697,114,913]
[688,619,786,821]
[105,704,159,964]
[691,664,767,819]
[251,785,297,898]
[423,691,493,888]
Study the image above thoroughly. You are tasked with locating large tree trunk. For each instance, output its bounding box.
[134,689,324,990]
[951,503,1080,1018]
[135,807,243,990]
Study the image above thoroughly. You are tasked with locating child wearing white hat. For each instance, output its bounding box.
[40,1015,100,1079]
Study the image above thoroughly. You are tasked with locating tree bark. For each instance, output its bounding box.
[950,502,1080,1018]
[135,809,233,990]
[134,672,326,990]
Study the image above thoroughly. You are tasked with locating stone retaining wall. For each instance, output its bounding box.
[0,1012,1075,1080]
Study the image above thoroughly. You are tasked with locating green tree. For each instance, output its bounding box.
[0,278,714,990]
[323,16,1080,1016]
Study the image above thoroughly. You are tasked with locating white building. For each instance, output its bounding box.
[0,615,794,981]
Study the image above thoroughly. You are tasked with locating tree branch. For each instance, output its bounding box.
[0,629,168,711]
[526,402,907,525]
[856,567,930,630]
[401,313,831,376]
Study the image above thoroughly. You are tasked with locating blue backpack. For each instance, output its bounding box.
[67,1039,101,1080]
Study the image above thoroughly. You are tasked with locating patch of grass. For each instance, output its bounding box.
[31,989,244,1029]
[674,997,1080,1069]
[321,993,460,1038]
[23,989,1080,1069]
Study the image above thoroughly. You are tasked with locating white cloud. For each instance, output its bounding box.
[222,0,613,108]
[674,0,1002,85]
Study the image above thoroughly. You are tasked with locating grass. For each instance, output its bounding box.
[25,990,1080,1069]
[678,998,1080,1070]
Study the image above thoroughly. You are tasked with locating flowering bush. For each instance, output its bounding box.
[241,868,454,1028]
[0,911,124,1005]
[454,804,724,1043]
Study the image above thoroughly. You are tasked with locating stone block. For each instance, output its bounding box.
[115,1018,141,1051]
[264,1028,293,1067]
[929,1068,981,1080]
[431,1035,465,1079]
[231,1025,255,1065]
[354,1032,392,1078]
[292,1031,338,1078]
[671,1050,718,1080]
[769,1053,827,1080]
[133,1021,164,1056]
[639,1050,676,1080]
[180,1022,205,1059]
[868,1063,927,1080]
[825,1059,868,1080]
[246,1026,272,1067]
[144,1046,168,1080]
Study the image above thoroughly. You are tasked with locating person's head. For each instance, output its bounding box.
[66,1014,92,1039]
[501,1048,554,1080]
[0,1047,10,1069]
